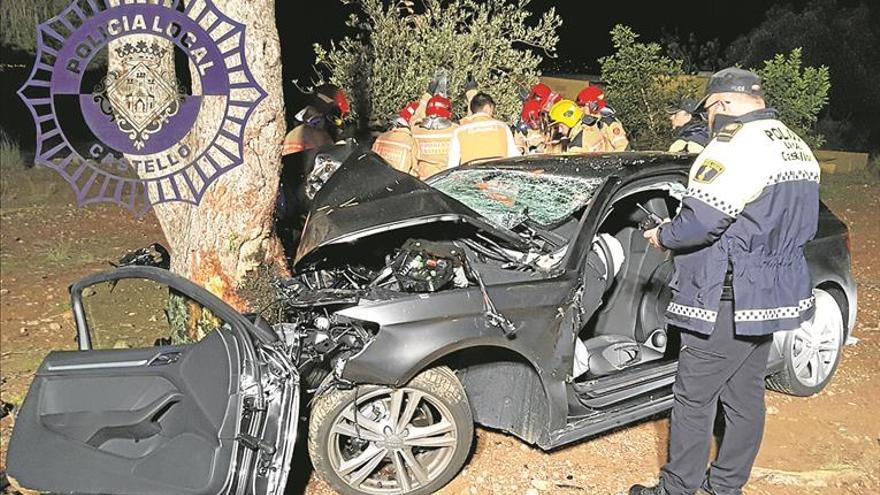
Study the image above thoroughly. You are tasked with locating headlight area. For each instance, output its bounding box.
[273,309,378,392]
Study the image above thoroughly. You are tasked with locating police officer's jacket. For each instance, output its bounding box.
[668,119,710,153]
[658,108,820,336]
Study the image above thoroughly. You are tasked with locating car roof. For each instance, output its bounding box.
[454,151,696,179]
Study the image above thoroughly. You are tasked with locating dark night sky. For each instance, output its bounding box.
[277,0,833,83]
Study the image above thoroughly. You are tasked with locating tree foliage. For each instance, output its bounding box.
[599,25,699,151]
[313,0,562,125]
[0,0,69,52]
[755,48,830,149]
[726,0,879,151]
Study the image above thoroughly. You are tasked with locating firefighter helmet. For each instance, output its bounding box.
[549,99,584,128]
[528,83,552,103]
[425,94,452,119]
[521,99,543,129]
[576,85,607,114]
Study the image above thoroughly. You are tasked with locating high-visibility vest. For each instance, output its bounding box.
[412,123,457,179]
[448,113,519,166]
[372,126,418,176]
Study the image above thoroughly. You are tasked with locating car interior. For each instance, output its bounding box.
[570,181,687,406]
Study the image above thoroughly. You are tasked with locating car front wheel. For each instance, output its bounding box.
[767,288,846,396]
[308,366,474,495]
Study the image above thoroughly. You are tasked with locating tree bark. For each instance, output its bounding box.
[108,0,287,311]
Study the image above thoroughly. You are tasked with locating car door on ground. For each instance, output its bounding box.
[7,267,298,495]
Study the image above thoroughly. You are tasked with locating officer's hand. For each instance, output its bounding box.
[643,225,667,252]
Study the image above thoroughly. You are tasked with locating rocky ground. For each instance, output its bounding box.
[1,165,877,495]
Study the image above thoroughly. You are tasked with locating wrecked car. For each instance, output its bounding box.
[7,152,857,495]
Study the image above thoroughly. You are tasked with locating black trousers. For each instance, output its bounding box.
[661,300,773,495]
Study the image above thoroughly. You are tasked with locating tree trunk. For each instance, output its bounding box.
[109,0,287,311]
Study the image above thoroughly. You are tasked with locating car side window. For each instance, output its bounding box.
[81,278,226,349]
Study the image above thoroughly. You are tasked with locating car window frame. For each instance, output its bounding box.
[70,266,277,350]
[565,165,690,274]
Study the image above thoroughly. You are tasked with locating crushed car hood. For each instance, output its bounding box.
[294,152,529,266]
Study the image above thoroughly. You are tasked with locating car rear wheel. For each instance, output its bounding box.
[308,366,473,495]
[767,289,845,396]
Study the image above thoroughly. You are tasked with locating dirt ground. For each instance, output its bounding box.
[1,165,878,495]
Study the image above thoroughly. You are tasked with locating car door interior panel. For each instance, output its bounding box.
[7,329,242,495]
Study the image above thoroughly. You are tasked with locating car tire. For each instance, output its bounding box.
[308,366,474,495]
[766,288,846,397]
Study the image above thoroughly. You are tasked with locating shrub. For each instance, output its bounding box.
[755,48,830,149]
[599,25,700,151]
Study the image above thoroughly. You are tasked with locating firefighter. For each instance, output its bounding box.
[281,106,333,156]
[576,85,630,151]
[515,98,549,154]
[282,84,349,156]
[668,97,710,153]
[371,101,420,176]
[547,99,612,154]
[634,68,821,495]
[527,82,562,112]
[447,92,519,167]
[412,94,458,179]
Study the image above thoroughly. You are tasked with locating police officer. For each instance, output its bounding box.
[633,68,821,495]
[668,97,710,153]
[371,101,420,176]
[447,92,519,167]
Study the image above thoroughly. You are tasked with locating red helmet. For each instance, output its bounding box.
[399,100,420,123]
[334,89,350,116]
[425,94,452,119]
[521,99,543,129]
[528,83,552,103]
[576,85,607,113]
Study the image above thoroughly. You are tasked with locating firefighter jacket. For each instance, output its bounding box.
[412,120,458,179]
[597,112,629,151]
[669,119,711,153]
[658,108,820,336]
[372,125,418,176]
[566,112,629,153]
[515,127,548,154]
[447,113,520,167]
[568,120,611,153]
[282,124,333,156]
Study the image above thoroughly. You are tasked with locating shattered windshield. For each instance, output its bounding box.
[431,168,604,230]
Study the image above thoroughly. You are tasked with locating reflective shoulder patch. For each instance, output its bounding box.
[716,122,743,142]
[693,159,725,183]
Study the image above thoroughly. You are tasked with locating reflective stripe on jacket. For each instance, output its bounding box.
[599,117,629,151]
[448,113,519,167]
[658,109,820,336]
[282,124,333,156]
[372,126,418,176]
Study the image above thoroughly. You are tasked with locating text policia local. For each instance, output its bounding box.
[65,14,216,76]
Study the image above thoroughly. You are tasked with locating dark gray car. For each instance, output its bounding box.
[7,151,857,495]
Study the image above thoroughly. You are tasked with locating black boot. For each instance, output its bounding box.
[629,483,668,495]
